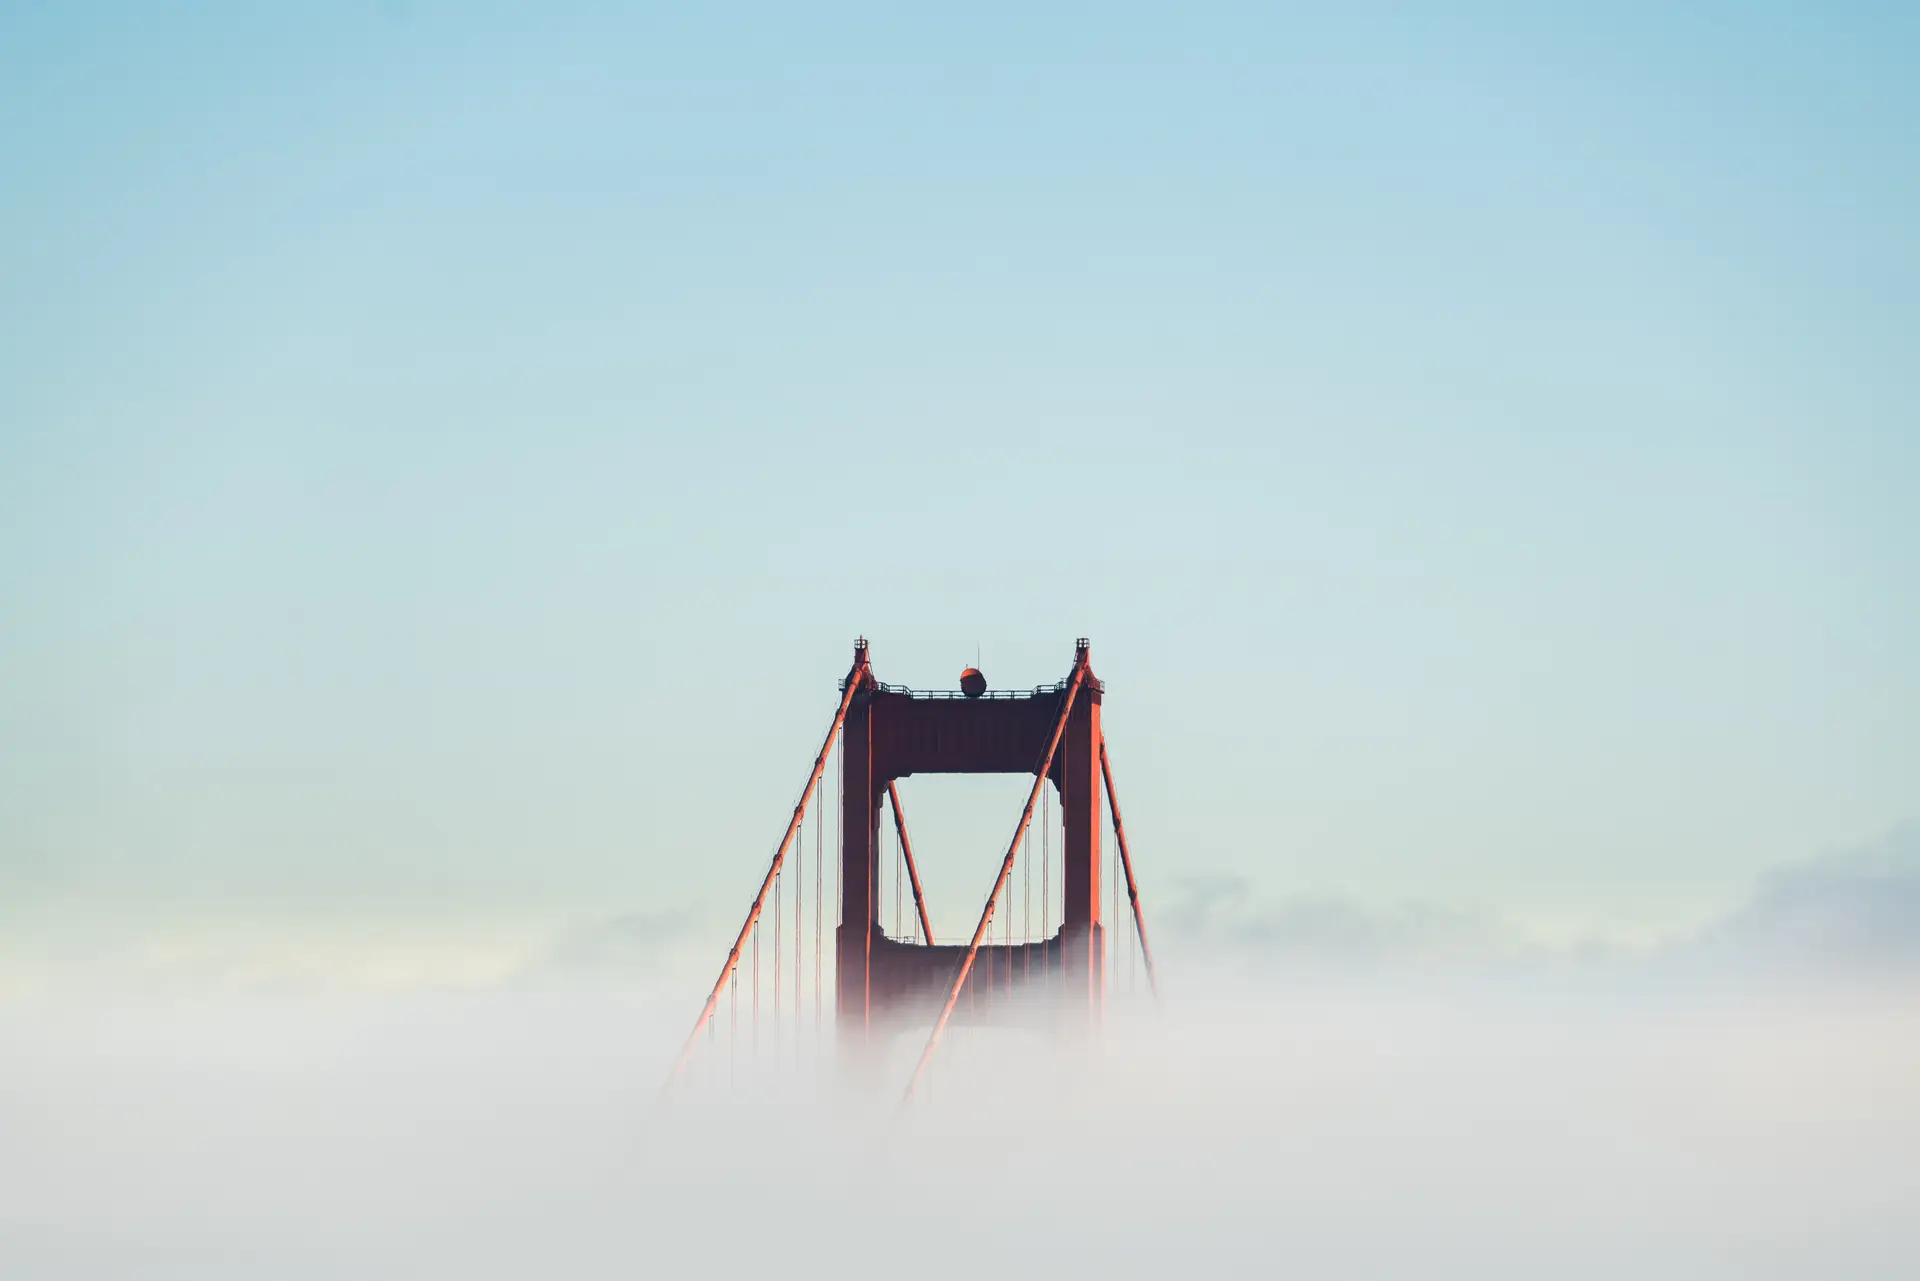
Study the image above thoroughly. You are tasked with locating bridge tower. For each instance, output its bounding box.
[663,637,1156,1102]
[837,637,1104,1047]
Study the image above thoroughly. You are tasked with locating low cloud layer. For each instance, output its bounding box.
[5,836,1917,1276]
[4,971,1917,1278]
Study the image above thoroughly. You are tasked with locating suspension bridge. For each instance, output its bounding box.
[662,638,1158,1103]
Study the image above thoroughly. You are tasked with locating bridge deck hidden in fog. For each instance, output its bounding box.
[665,638,1157,1102]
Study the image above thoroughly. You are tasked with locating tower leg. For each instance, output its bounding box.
[836,687,880,1064]
[1058,680,1104,1019]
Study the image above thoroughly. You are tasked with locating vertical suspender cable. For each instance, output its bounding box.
[983,866,992,1011]
[987,873,996,1007]
[821,741,829,1029]
[1123,761,1135,991]
[1004,847,1013,997]
[1041,786,1051,984]
[834,739,843,938]
[773,870,782,1035]
[998,860,1013,998]
[864,722,871,1044]
[1022,826,1031,981]
[1110,821,1119,992]
[795,805,804,1041]
[832,737,841,1029]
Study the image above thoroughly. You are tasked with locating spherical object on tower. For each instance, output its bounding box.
[959,667,987,698]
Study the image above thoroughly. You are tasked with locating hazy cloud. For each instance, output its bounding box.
[1161,873,1519,971]
[1162,829,1920,979]
[522,909,701,981]
[1691,828,1920,974]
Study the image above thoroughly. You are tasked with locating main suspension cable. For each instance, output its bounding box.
[887,783,933,945]
[1100,737,1159,999]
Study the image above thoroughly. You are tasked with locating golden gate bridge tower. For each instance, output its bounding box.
[664,638,1156,1102]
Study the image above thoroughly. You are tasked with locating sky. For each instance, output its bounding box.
[5,8,1920,1276]
[3,1,1918,984]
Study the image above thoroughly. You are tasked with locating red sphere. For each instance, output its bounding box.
[959,668,987,698]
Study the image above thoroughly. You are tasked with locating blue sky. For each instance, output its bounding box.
[3,2,1916,970]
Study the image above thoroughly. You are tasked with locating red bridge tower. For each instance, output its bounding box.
[665,638,1155,1102]
[838,637,1105,1042]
